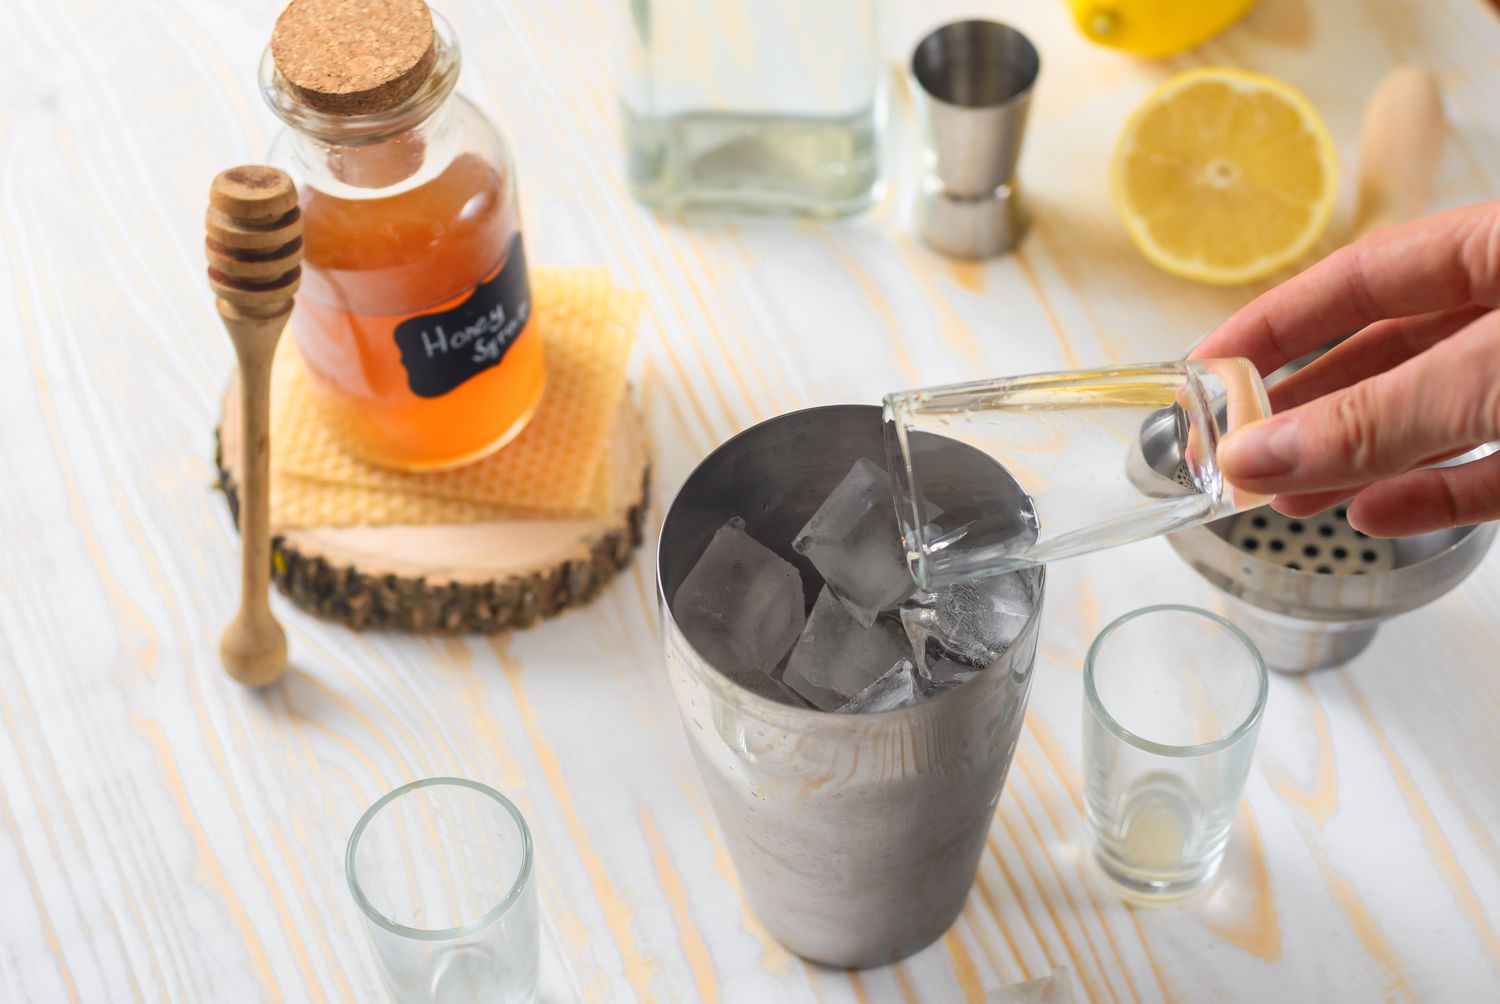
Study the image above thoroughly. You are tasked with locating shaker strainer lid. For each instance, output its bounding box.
[1223,507,1397,575]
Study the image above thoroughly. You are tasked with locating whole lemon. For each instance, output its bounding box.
[1067,0,1257,58]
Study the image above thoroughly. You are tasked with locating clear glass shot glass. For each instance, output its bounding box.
[346,778,538,1003]
[1083,606,1268,900]
[884,359,1271,588]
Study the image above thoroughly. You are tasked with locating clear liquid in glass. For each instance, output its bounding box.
[885,360,1272,587]
[619,0,883,216]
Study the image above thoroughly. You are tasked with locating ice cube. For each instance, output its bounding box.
[674,518,806,693]
[749,674,815,709]
[793,458,918,627]
[902,572,1034,684]
[783,587,915,712]
[986,966,1081,1004]
[837,658,918,714]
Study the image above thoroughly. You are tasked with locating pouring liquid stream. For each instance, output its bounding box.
[887,359,1272,587]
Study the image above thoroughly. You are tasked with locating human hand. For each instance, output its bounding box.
[1190,200,1500,537]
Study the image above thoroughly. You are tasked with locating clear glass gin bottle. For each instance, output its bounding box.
[619,0,885,217]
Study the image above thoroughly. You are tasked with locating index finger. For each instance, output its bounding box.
[1189,199,1500,374]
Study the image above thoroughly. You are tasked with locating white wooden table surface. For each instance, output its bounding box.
[4,0,1500,1000]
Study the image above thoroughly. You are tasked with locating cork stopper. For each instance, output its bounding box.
[271,0,435,115]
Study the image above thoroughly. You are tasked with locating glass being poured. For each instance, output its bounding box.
[884,359,1272,588]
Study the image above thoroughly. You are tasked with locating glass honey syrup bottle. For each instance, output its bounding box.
[261,0,544,470]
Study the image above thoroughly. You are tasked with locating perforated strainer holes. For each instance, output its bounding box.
[1224,508,1398,574]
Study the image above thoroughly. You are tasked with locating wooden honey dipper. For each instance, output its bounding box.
[206,166,302,687]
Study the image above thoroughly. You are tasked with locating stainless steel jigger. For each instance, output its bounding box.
[911,20,1040,259]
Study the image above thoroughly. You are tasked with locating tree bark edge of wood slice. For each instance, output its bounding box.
[215,376,651,634]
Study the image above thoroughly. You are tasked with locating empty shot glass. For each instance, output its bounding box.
[885,358,1272,589]
[346,778,538,1003]
[1083,606,1268,899]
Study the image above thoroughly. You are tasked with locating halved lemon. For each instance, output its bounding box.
[1112,67,1338,285]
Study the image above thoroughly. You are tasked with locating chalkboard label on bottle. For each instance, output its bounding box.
[394,235,531,399]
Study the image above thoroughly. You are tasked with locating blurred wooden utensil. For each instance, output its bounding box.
[1354,65,1445,237]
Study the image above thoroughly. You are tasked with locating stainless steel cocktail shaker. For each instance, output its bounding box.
[657,405,1045,968]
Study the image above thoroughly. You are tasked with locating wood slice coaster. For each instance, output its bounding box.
[215,375,650,633]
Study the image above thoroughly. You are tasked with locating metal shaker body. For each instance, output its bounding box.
[657,405,1045,968]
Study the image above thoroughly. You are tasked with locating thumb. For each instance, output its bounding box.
[1217,313,1500,496]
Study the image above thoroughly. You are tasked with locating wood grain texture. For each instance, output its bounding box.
[3,0,1500,1000]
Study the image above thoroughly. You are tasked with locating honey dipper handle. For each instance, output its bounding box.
[227,312,281,614]
[207,166,302,687]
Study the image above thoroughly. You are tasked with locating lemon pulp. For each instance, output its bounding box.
[1112,67,1338,285]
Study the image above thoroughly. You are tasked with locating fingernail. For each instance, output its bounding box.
[1220,420,1300,480]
